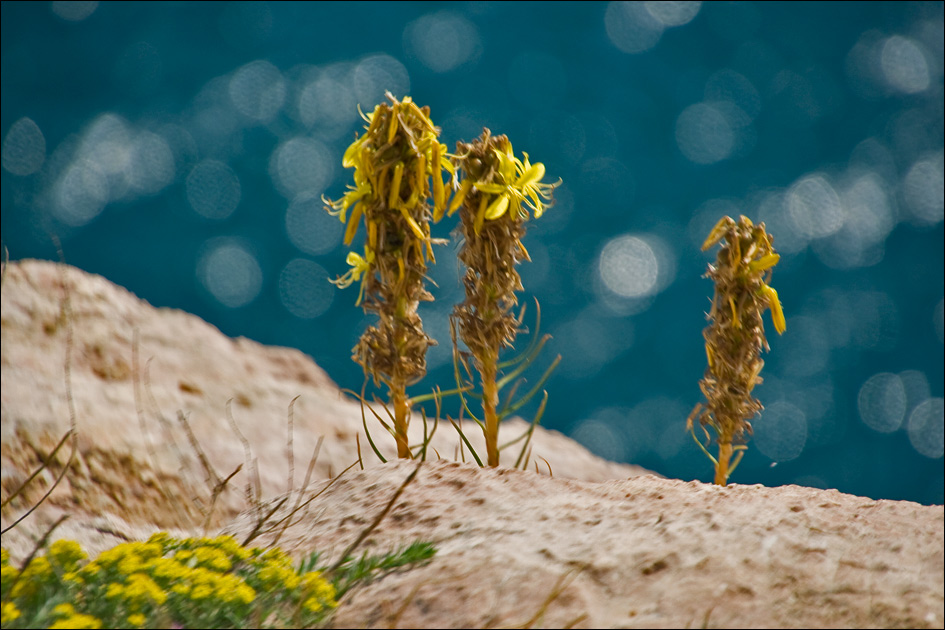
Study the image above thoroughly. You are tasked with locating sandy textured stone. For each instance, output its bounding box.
[1,260,646,549]
[2,260,943,628]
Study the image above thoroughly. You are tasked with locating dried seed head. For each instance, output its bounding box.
[697,215,785,447]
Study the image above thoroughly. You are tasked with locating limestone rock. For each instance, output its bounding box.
[2,260,942,628]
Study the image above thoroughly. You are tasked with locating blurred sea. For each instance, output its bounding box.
[2,1,942,504]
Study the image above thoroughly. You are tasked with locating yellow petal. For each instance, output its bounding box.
[517,161,546,189]
[748,253,780,274]
[761,284,786,334]
[702,216,735,251]
[449,178,474,216]
[484,194,510,220]
[343,203,363,246]
[399,205,426,240]
[389,162,404,209]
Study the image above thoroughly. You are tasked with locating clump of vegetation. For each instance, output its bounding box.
[324,94,452,459]
[0,533,434,630]
[326,96,560,467]
[1,534,335,629]
[689,215,786,486]
[449,130,558,467]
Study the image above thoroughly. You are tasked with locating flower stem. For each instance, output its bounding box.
[714,439,733,486]
[481,350,500,467]
[391,377,410,459]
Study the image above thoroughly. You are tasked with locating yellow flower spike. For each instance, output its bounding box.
[343,203,363,245]
[485,193,511,220]
[389,162,404,209]
[760,284,786,334]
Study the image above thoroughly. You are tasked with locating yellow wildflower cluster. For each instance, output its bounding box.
[1,534,336,629]
[324,96,558,464]
[690,215,785,486]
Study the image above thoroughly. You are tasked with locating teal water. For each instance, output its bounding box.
[2,1,942,504]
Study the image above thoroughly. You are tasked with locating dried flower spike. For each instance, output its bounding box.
[690,215,785,485]
[451,129,559,467]
[324,93,451,458]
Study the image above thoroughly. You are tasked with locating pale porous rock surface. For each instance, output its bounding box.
[2,259,943,629]
[1,260,647,553]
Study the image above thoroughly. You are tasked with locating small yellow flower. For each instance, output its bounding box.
[330,248,375,305]
[49,539,87,571]
[461,144,558,228]
[49,613,102,629]
[1,601,20,624]
[127,613,147,627]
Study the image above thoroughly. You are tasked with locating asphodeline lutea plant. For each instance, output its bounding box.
[449,129,559,467]
[689,215,786,486]
[324,93,451,459]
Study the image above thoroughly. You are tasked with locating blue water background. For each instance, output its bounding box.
[2,2,942,504]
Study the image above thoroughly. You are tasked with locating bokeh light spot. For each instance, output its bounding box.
[753,401,807,462]
[644,1,701,27]
[128,131,175,195]
[285,193,344,255]
[404,12,480,73]
[186,159,241,220]
[908,398,945,459]
[278,258,334,319]
[270,137,333,199]
[51,1,98,21]
[599,235,659,298]
[198,240,262,308]
[229,60,286,122]
[606,1,664,54]
[675,102,734,164]
[880,36,930,94]
[2,117,46,176]
[353,55,410,109]
[570,418,626,461]
[787,174,843,239]
[902,153,944,225]
[54,160,108,226]
[298,65,358,135]
[857,372,907,433]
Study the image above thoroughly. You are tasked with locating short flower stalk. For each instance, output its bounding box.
[690,215,786,486]
[449,130,558,466]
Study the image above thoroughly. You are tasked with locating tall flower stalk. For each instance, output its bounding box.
[690,215,786,485]
[449,129,558,467]
[324,94,450,458]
